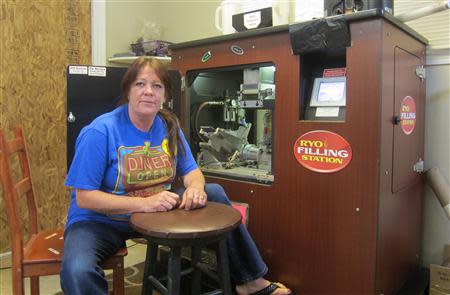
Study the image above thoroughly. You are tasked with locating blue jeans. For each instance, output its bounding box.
[60,183,267,294]
[60,221,138,295]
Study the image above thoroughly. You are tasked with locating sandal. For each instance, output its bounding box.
[248,282,291,295]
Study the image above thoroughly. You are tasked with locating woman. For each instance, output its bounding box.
[60,57,291,295]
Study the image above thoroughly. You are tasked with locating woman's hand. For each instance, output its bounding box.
[179,186,207,210]
[180,168,207,210]
[140,190,180,212]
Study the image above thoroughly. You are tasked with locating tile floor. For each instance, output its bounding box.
[0,240,148,295]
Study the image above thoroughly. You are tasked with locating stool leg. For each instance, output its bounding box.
[112,257,125,295]
[217,239,233,295]
[191,246,202,295]
[142,241,158,295]
[167,246,182,295]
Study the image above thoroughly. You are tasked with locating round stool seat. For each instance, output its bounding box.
[130,202,241,295]
[130,202,241,240]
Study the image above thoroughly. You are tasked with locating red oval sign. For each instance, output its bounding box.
[293,130,352,173]
[400,96,416,135]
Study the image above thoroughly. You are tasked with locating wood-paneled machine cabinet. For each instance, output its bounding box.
[170,10,427,295]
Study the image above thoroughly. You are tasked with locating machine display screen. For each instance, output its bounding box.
[310,77,346,107]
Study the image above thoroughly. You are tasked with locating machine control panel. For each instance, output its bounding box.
[301,65,348,121]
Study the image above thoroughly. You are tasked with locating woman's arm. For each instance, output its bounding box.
[179,168,207,210]
[76,189,180,214]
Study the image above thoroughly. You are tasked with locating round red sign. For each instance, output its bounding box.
[400,96,416,135]
[293,130,352,173]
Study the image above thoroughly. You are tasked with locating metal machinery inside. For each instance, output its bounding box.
[186,64,276,184]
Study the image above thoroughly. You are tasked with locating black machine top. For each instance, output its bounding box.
[169,9,428,51]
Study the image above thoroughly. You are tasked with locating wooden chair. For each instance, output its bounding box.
[0,125,127,295]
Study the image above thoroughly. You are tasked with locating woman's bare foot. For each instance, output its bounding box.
[236,278,291,295]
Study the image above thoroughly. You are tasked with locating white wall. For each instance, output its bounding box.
[151,1,222,43]
[421,64,450,266]
[104,0,221,64]
[395,0,450,266]
[105,1,160,62]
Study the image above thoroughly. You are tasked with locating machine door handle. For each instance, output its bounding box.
[393,115,401,125]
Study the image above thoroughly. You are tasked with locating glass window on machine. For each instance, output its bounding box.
[186,63,275,184]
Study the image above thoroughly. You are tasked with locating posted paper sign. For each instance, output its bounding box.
[244,11,262,29]
[88,66,106,77]
[68,65,87,75]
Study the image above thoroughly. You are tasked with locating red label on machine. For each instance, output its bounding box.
[400,96,416,135]
[293,130,352,173]
[323,67,346,77]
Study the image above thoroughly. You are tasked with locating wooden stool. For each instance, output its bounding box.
[130,202,241,295]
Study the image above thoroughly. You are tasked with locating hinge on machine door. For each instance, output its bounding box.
[415,66,426,81]
[413,158,424,174]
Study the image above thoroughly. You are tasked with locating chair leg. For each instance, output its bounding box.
[12,266,24,295]
[112,257,125,295]
[30,276,39,295]
[217,239,233,295]
[167,246,182,295]
[191,246,202,295]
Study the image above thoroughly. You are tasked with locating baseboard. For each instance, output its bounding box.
[0,251,12,269]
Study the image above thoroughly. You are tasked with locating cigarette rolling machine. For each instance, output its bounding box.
[170,9,427,295]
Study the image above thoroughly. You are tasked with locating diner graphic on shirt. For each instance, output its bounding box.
[114,139,174,195]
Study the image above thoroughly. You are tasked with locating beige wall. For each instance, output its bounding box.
[153,0,222,43]
[105,0,221,62]
[105,1,157,61]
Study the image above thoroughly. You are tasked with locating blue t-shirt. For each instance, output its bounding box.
[65,104,197,231]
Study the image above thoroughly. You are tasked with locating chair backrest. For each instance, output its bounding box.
[0,126,39,264]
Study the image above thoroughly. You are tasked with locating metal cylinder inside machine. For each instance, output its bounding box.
[241,144,260,162]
